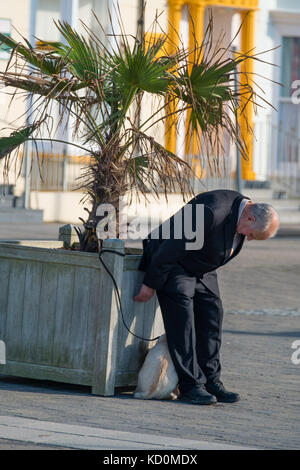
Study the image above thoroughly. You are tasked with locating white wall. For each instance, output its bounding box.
[30,191,92,223]
[35,0,61,41]
[0,1,31,188]
[29,189,186,223]
[0,0,30,132]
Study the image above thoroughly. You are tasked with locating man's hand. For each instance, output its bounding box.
[133,284,155,302]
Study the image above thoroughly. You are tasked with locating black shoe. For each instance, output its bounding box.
[179,385,217,405]
[205,381,240,403]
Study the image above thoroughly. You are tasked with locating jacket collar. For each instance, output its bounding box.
[223,195,250,264]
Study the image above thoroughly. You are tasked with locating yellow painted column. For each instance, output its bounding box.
[186,1,206,176]
[188,1,205,65]
[166,0,184,154]
[239,9,256,180]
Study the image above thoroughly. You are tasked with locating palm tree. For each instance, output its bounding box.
[0,10,268,251]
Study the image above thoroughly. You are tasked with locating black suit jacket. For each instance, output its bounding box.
[139,189,250,296]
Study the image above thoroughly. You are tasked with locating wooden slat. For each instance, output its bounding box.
[117,269,147,373]
[35,263,58,364]
[0,361,92,386]
[52,265,76,368]
[0,243,101,269]
[2,241,63,248]
[21,262,43,362]
[85,268,102,371]
[123,255,142,271]
[150,296,164,340]
[5,260,26,360]
[124,247,143,255]
[115,371,138,387]
[0,259,10,340]
[69,266,91,369]
[92,239,124,396]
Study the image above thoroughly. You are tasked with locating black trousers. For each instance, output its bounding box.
[156,264,223,393]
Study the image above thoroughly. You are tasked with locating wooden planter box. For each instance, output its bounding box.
[0,239,164,395]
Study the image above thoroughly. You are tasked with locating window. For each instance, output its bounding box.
[281,37,300,97]
[0,19,11,60]
[277,37,300,166]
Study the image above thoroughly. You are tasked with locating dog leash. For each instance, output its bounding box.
[99,248,160,342]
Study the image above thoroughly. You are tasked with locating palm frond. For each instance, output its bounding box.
[0,123,38,160]
[51,21,102,80]
[0,32,62,75]
[108,39,171,108]
[0,71,85,99]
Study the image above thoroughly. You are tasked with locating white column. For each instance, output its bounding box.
[108,0,120,51]
[60,0,79,190]
[24,0,38,209]
[176,4,189,161]
[29,0,38,46]
[61,0,78,28]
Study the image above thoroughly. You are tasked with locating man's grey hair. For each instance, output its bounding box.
[248,203,276,234]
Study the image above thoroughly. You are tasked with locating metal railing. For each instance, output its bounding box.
[30,153,93,191]
[29,149,238,194]
[254,119,300,197]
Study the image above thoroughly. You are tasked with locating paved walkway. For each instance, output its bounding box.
[0,311,299,450]
[0,416,254,450]
[0,223,299,450]
[218,236,300,314]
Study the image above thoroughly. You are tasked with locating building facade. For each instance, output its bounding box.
[1,0,300,221]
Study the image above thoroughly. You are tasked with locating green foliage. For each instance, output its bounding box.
[0,124,38,159]
[0,32,62,75]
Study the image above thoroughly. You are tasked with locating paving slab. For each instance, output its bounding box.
[0,416,255,450]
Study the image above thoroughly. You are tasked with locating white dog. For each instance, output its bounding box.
[134,334,179,400]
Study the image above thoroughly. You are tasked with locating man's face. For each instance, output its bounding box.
[237,208,279,241]
[237,218,266,241]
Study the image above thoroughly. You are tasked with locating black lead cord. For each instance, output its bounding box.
[98,249,160,342]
